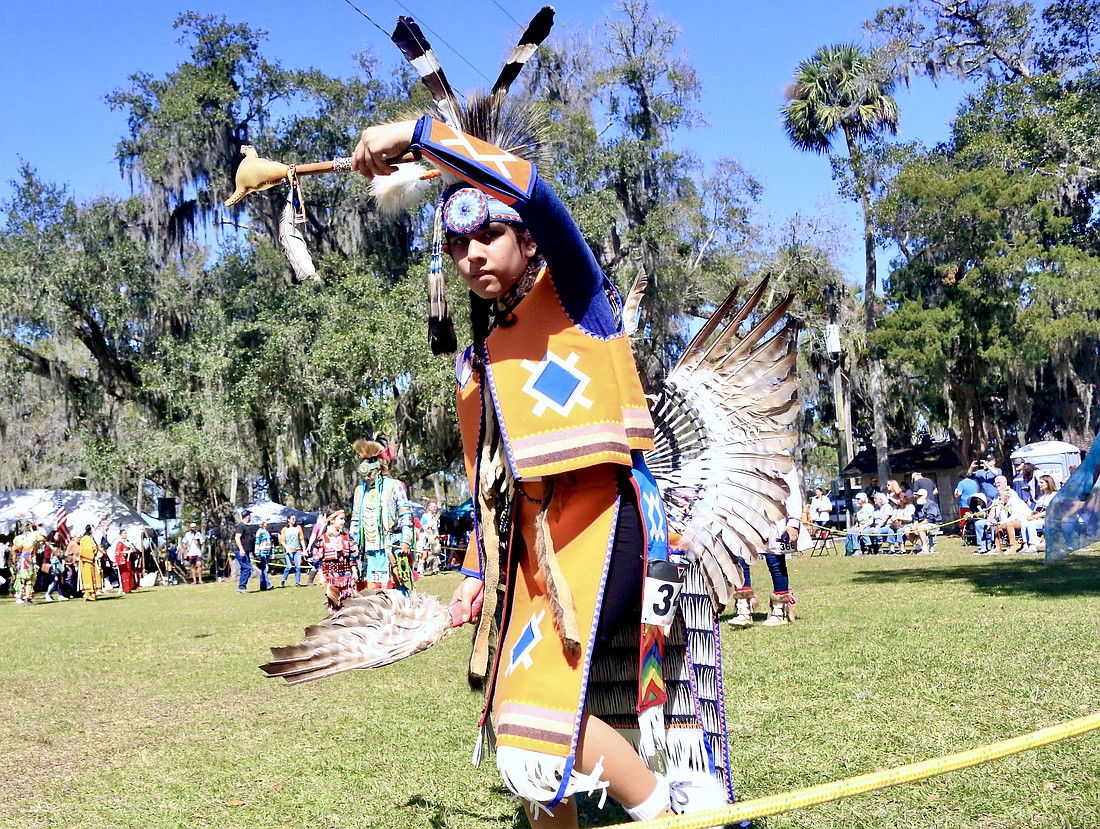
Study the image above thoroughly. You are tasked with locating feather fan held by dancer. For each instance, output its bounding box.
[253,8,800,828]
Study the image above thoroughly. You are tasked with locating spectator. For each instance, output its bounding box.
[233,510,257,595]
[993,487,1032,554]
[809,487,833,528]
[969,456,1002,501]
[970,493,996,554]
[912,489,942,553]
[888,493,916,553]
[867,492,894,555]
[279,514,306,588]
[1021,475,1058,554]
[1012,461,1039,508]
[43,533,68,602]
[885,479,904,508]
[862,476,882,501]
[181,523,204,585]
[254,519,274,592]
[910,471,938,501]
[954,473,980,536]
[845,492,874,555]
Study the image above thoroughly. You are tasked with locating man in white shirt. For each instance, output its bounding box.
[181,522,204,585]
[993,487,1033,554]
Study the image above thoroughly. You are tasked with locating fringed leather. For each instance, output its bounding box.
[636,705,668,774]
[469,384,512,685]
[496,746,609,816]
[533,476,581,654]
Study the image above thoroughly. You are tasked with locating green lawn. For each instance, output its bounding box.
[2,540,1097,828]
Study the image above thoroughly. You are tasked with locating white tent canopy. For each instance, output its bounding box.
[243,501,319,532]
[0,489,150,543]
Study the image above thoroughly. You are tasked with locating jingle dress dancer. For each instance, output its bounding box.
[318,510,356,616]
[354,116,731,828]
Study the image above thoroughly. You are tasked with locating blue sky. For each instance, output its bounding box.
[1,0,972,280]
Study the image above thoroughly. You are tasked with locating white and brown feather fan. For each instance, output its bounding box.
[259,589,453,685]
[646,276,800,611]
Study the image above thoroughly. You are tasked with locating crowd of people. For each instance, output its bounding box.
[0,519,152,604]
[2,480,473,609]
[804,455,1065,557]
[956,456,1062,555]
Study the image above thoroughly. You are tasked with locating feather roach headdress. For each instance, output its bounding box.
[374,7,556,355]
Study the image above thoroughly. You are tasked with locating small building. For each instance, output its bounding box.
[840,442,964,527]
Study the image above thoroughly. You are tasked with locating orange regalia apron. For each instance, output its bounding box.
[456,275,734,809]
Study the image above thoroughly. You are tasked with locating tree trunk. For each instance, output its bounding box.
[847,127,891,485]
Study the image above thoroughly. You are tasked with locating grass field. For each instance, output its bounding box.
[2,539,1098,829]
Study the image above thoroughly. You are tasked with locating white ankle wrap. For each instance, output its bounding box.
[625,773,670,822]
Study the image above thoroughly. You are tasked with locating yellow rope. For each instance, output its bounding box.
[620,712,1100,829]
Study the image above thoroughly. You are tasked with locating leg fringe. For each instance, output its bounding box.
[496,746,609,815]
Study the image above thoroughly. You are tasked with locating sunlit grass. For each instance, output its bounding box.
[1,540,1097,828]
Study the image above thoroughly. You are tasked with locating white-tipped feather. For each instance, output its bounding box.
[368,162,437,216]
[278,203,320,284]
[643,282,800,611]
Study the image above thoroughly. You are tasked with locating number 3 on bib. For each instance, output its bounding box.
[640,559,685,629]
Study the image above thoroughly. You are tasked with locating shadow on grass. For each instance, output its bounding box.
[850,556,1100,597]
[404,794,515,827]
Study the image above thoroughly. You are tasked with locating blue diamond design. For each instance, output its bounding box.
[531,360,581,407]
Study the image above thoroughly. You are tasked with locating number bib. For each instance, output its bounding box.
[641,558,685,628]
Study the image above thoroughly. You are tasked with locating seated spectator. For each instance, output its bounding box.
[887,493,915,553]
[911,489,942,553]
[993,487,1033,554]
[886,479,904,508]
[1012,461,1039,508]
[809,486,833,529]
[867,492,894,554]
[1021,474,1058,553]
[970,492,992,553]
[846,492,875,555]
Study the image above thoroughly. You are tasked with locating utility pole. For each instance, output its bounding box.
[824,283,856,528]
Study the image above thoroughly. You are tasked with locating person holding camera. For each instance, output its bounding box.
[968,456,1002,501]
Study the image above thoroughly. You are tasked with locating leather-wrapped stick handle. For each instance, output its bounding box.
[293,150,420,177]
[225,147,421,207]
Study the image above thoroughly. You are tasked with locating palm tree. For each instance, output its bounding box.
[782,43,899,488]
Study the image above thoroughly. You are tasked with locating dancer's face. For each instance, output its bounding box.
[446,223,536,300]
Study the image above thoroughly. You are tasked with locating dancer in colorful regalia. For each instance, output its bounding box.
[348,438,414,592]
[355,114,700,826]
[78,525,102,600]
[256,11,800,829]
[317,509,357,616]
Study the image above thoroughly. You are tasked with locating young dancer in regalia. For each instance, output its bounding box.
[352,116,727,828]
[317,510,356,616]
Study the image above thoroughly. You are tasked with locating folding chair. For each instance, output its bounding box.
[810,525,837,556]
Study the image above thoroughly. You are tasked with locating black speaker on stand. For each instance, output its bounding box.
[157,497,177,520]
